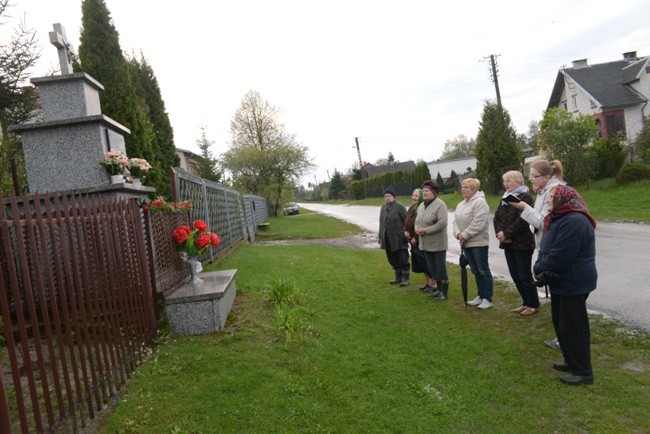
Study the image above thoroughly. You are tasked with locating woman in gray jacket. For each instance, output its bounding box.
[453,178,494,309]
[414,180,449,300]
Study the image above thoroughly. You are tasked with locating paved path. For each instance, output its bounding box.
[299,203,650,333]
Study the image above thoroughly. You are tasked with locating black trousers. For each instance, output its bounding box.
[551,292,593,376]
[384,237,409,273]
[504,249,539,308]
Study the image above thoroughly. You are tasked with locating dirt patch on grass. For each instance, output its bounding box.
[621,360,646,373]
[256,233,378,249]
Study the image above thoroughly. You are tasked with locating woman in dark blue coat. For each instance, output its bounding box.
[534,184,597,386]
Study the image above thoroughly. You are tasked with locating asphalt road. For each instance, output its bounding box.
[299,203,650,333]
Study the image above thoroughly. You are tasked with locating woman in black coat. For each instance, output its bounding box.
[378,187,410,286]
[534,184,597,386]
[493,170,538,316]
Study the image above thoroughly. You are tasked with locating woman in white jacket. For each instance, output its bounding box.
[512,160,565,248]
[512,159,565,349]
[453,178,494,309]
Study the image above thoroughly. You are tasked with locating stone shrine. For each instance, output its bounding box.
[8,23,153,198]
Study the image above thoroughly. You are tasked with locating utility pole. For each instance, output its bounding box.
[483,54,502,108]
[354,137,363,171]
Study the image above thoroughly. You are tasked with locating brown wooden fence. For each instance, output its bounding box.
[0,190,157,433]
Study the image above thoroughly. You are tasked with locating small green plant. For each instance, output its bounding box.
[263,277,302,307]
[263,278,311,345]
[273,305,311,347]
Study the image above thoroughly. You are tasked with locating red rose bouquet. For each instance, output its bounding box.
[150,197,192,213]
[173,219,221,257]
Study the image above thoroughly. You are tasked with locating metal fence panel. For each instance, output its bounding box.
[0,190,156,433]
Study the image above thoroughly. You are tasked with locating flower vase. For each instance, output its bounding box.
[132,177,142,188]
[110,174,124,185]
[186,257,203,285]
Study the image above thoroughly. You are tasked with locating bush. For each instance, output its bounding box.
[615,162,650,184]
[592,137,626,180]
[347,180,364,200]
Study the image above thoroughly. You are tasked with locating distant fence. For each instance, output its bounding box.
[171,168,272,259]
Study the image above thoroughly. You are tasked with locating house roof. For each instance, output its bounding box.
[548,56,649,110]
[176,147,201,158]
[366,161,416,177]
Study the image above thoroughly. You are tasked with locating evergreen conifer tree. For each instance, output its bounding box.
[195,127,221,182]
[328,169,346,199]
[436,172,444,190]
[128,53,180,195]
[412,161,431,184]
[475,101,522,194]
[78,0,155,167]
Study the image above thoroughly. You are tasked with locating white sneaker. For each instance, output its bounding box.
[478,299,493,309]
[467,297,482,306]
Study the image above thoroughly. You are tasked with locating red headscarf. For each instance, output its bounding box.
[544,184,596,231]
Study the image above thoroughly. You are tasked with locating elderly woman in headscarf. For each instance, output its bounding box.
[378,186,410,286]
[534,184,597,386]
[414,180,449,300]
[404,188,437,292]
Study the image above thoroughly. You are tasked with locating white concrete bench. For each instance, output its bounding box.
[164,269,237,336]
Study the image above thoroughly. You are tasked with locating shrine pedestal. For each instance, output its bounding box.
[164,269,237,336]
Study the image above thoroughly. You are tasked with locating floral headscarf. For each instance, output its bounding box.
[412,189,424,216]
[544,184,596,231]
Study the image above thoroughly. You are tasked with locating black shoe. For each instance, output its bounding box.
[419,284,429,290]
[389,278,401,285]
[552,362,570,372]
[423,286,439,296]
[400,280,410,287]
[560,374,593,386]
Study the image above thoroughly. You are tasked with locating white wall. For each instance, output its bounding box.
[427,157,476,179]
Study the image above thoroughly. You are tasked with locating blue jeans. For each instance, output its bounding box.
[463,246,493,301]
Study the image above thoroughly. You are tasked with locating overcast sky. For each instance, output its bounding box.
[2,0,650,185]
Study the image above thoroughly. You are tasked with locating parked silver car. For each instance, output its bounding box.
[283,202,299,215]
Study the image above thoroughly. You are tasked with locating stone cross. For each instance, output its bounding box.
[49,23,74,75]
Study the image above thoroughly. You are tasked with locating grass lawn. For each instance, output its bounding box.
[315,179,650,223]
[98,212,650,433]
[255,209,363,241]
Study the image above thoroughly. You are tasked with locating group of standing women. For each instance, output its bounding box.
[379,159,597,386]
[380,181,449,299]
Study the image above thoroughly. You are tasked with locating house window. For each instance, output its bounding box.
[590,99,597,109]
[605,113,625,137]
[572,95,578,110]
[561,100,567,110]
